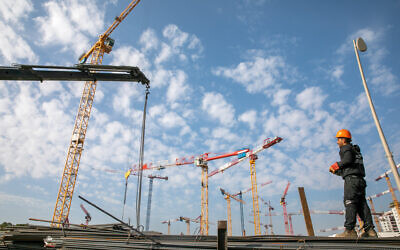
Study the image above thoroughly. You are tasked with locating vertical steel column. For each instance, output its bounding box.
[249,154,261,235]
[145,178,154,231]
[239,192,245,236]
[217,220,227,250]
[186,221,190,235]
[225,196,232,236]
[122,176,129,220]
[200,161,209,235]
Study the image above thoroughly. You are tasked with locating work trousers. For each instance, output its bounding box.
[343,175,374,231]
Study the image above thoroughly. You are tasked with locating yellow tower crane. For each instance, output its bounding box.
[375,164,400,218]
[52,0,143,227]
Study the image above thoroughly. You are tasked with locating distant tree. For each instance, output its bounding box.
[0,222,12,229]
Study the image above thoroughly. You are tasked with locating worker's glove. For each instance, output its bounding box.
[329,162,340,174]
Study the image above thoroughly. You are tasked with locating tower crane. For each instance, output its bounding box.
[248,220,270,235]
[125,147,250,236]
[52,0,144,227]
[120,168,168,227]
[161,218,179,235]
[233,180,272,236]
[280,181,291,235]
[367,188,398,233]
[179,216,201,235]
[219,188,245,236]
[194,148,250,236]
[210,137,283,236]
[145,175,168,231]
[375,164,400,219]
[260,198,274,235]
[79,204,91,226]
[137,148,250,236]
[127,136,281,235]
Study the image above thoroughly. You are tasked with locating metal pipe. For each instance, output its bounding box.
[136,85,150,230]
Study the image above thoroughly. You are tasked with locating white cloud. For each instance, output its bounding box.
[155,43,172,64]
[163,24,189,48]
[39,81,63,96]
[0,191,52,210]
[202,92,235,126]
[212,127,239,142]
[149,68,172,88]
[0,84,73,180]
[35,0,104,56]
[0,0,33,24]
[272,89,291,106]
[139,28,159,52]
[0,21,37,63]
[238,110,257,129]
[158,111,186,129]
[111,46,151,71]
[166,70,189,104]
[112,82,141,117]
[213,56,296,94]
[296,86,327,111]
[149,104,167,118]
[156,24,203,64]
[330,65,344,85]
[368,58,399,95]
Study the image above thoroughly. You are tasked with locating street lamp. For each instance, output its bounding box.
[353,37,400,193]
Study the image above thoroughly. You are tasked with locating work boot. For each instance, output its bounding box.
[360,228,378,238]
[335,228,357,238]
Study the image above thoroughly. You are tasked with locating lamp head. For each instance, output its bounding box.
[356,37,367,52]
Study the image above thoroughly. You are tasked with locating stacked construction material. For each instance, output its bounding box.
[2,224,400,249]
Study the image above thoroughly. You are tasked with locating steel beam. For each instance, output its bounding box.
[0,64,149,84]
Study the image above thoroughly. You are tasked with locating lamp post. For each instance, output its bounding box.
[353,37,400,193]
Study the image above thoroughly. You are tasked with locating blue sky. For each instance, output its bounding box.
[0,0,399,236]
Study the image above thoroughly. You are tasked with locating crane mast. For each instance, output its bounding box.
[239,192,245,236]
[196,158,209,235]
[249,154,261,235]
[52,0,142,227]
[179,216,200,235]
[267,201,274,235]
[161,218,178,235]
[280,181,290,235]
[260,198,274,235]
[220,188,245,236]
[145,175,168,231]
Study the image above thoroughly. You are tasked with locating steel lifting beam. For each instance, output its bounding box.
[0,64,149,84]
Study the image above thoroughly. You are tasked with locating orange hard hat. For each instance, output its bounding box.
[336,129,352,139]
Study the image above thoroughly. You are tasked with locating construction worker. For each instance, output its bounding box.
[329,129,377,238]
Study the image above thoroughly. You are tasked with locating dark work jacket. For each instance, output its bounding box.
[336,144,366,179]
